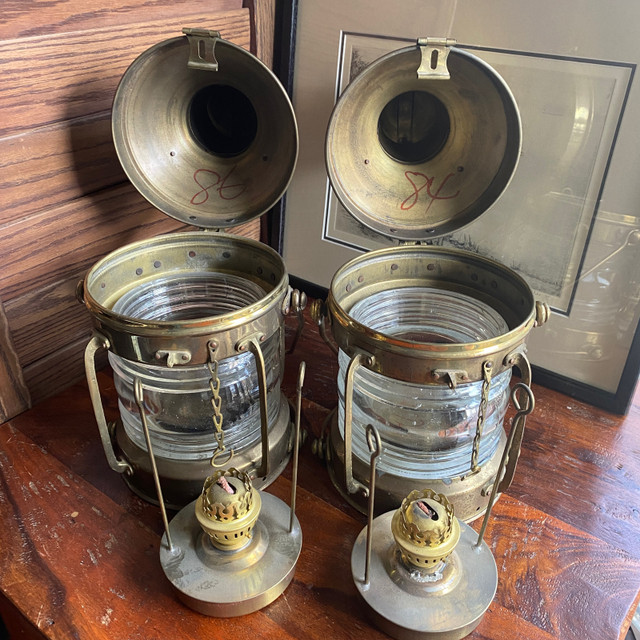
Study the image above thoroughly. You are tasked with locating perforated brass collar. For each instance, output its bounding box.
[392,489,460,569]
[195,468,261,550]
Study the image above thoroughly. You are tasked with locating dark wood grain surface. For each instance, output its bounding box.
[1,305,639,640]
[0,0,263,414]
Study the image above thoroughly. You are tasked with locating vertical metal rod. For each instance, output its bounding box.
[245,338,270,478]
[133,378,174,552]
[475,382,534,548]
[289,362,306,533]
[286,290,307,354]
[364,424,382,586]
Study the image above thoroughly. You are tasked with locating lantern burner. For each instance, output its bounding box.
[156,364,306,616]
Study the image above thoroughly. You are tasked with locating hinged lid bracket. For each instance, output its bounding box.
[182,27,220,71]
[417,37,456,79]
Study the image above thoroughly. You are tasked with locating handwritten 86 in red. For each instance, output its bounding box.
[401,170,461,215]
[190,166,247,205]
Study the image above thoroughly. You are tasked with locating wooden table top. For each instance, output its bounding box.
[1,308,640,640]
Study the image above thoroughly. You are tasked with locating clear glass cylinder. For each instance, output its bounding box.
[338,287,511,479]
[109,272,283,460]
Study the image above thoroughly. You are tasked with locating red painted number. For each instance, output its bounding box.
[401,171,460,214]
[191,166,246,205]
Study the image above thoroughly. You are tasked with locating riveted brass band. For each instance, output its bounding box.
[82,232,289,365]
[327,245,538,384]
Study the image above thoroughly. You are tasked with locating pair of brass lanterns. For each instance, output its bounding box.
[78,27,548,635]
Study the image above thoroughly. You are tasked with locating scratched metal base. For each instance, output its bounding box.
[352,511,497,640]
[160,492,302,617]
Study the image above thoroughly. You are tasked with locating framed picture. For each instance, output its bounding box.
[276,0,640,413]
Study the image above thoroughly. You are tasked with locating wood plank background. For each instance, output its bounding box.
[0,0,274,421]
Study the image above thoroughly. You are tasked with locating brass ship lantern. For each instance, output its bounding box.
[80,29,304,507]
[313,38,549,521]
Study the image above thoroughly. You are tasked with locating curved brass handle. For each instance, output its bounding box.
[310,299,339,356]
[285,289,307,355]
[476,380,534,548]
[238,336,270,479]
[84,334,132,475]
[76,279,85,305]
[343,351,375,496]
[497,382,535,494]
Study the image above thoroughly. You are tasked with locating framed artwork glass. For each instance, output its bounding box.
[276,0,640,413]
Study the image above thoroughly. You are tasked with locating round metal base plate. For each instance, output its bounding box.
[352,512,497,640]
[160,492,302,616]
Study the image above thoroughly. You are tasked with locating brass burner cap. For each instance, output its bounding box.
[195,468,261,550]
[392,489,460,568]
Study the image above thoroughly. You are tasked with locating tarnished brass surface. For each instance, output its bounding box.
[392,490,460,569]
[161,492,302,617]
[114,393,292,509]
[82,232,289,365]
[327,414,508,523]
[84,335,133,476]
[352,511,497,639]
[112,33,298,228]
[196,469,261,550]
[326,245,540,384]
[325,43,520,241]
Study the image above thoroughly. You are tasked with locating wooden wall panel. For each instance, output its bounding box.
[0,184,188,300]
[4,273,91,368]
[22,338,108,408]
[0,0,243,39]
[0,1,274,420]
[0,11,251,137]
[3,217,260,373]
[0,115,123,225]
[0,298,31,421]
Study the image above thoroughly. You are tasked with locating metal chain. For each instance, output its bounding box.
[207,357,233,467]
[470,361,493,473]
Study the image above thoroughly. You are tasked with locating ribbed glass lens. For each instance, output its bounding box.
[112,271,266,320]
[109,272,282,460]
[338,287,511,478]
[348,287,509,344]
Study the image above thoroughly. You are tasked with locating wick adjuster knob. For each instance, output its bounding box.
[392,489,461,569]
[196,468,261,550]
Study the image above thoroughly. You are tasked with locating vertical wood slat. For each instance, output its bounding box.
[0,296,31,421]
[243,0,275,67]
